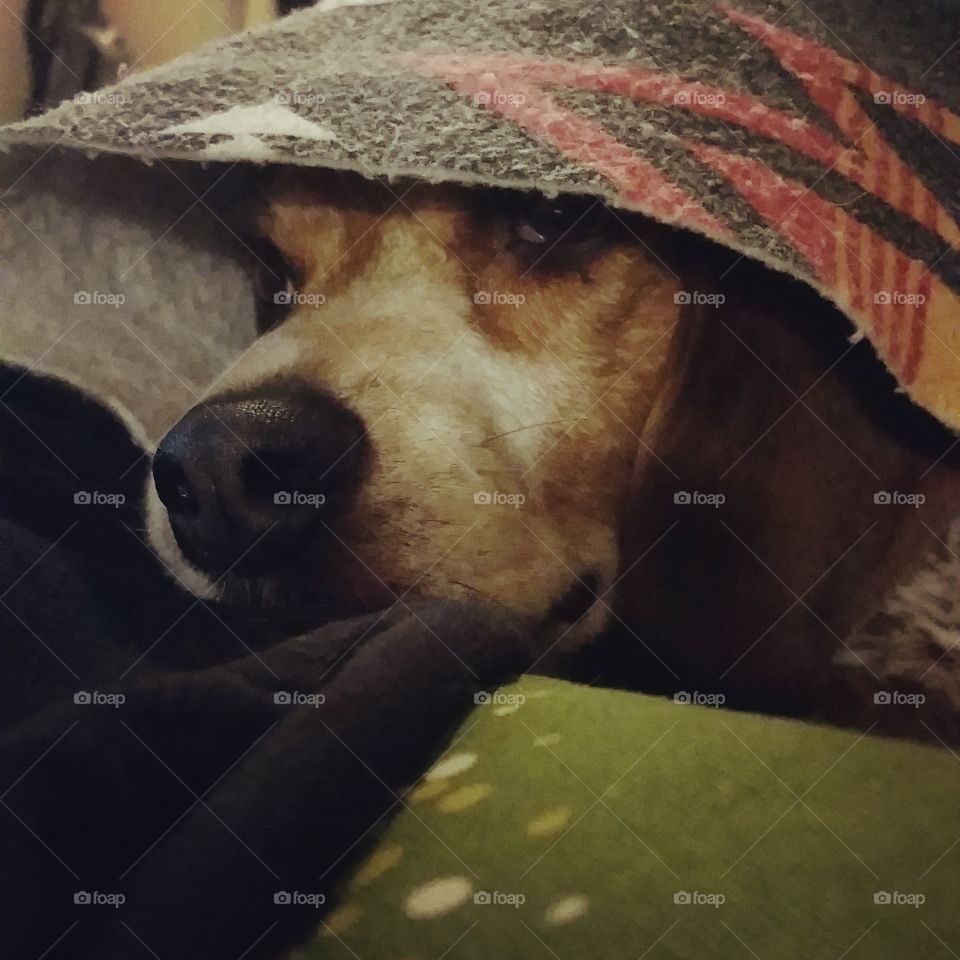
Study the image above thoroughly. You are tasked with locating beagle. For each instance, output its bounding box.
[148,168,960,724]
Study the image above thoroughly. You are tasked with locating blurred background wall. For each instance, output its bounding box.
[0,0,278,123]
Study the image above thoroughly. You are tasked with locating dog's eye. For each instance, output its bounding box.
[515,200,587,246]
[249,239,298,333]
[510,197,612,272]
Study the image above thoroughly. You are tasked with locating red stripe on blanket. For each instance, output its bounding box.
[689,142,928,384]
[405,68,728,237]
[399,46,959,249]
[904,269,932,384]
[722,6,959,246]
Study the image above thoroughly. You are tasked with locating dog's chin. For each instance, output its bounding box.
[146,485,221,601]
[146,482,388,620]
[147,483,612,643]
[214,573,384,625]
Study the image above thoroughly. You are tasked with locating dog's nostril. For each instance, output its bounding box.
[153,454,198,515]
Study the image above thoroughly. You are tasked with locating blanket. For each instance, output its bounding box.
[1,0,958,430]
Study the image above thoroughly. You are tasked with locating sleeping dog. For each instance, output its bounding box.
[5,171,958,959]
[149,168,960,722]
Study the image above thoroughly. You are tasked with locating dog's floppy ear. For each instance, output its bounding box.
[616,252,960,715]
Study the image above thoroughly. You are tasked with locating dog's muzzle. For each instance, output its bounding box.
[152,380,368,579]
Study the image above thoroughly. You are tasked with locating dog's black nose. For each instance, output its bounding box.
[153,383,367,577]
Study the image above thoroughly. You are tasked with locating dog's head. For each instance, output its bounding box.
[148,169,682,635]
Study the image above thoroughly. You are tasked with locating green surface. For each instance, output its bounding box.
[297,678,960,959]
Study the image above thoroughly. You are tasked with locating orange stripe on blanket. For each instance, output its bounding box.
[837,213,865,319]
[869,225,887,342]
[901,258,929,382]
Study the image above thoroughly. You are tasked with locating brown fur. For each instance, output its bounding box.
[151,170,682,642]
[149,168,960,726]
[620,262,960,716]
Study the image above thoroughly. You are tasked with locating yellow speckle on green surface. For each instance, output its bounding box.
[294,679,960,960]
[424,752,477,782]
[404,876,474,919]
[532,733,561,748]
[320,903,362,937]
[436,783,493,813]
[349,843,404,890]
[544,894,590,926]
[493,703,520,716]
[408,779,451,804]
[526,806,573,838]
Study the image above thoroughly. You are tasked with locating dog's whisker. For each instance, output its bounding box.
[449,579,499,603]
[480,417,581,446]
[359,360,391,392]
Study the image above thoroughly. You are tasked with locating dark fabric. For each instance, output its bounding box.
[0,363,530,959]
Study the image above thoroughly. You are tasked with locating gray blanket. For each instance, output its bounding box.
[2,0,959,429]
